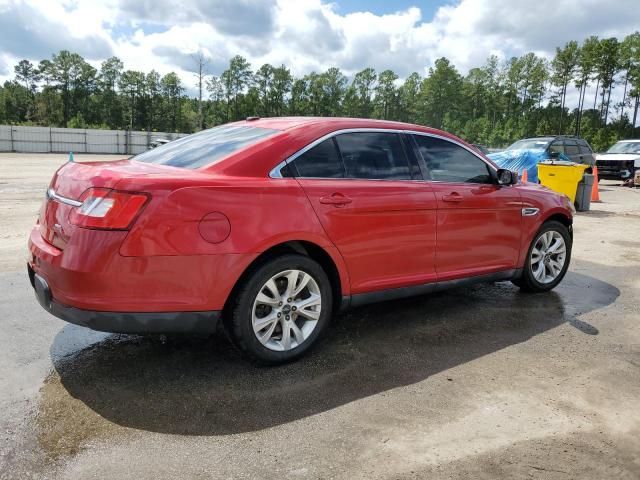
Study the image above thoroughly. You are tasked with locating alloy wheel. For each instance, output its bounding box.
[251,269,322,351]
[530,230,567,284]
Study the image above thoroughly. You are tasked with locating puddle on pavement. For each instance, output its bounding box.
[32,269,620,464]
[36,370,121,461]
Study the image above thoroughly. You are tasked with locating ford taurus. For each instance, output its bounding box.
[28,117,574,364]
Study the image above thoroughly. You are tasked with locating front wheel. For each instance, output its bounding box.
[516,220,572,292]
[226,254,333,364]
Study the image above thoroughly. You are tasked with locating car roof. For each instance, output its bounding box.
[229,116,450,136]
[214,117,475,176]
[616,139,640,143]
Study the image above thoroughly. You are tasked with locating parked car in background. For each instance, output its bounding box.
[148,138,171,149]
[506,135,595,165]
[28,117,574,364]
[595,140,640,182]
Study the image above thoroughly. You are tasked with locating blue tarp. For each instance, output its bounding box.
[487,149,570,183]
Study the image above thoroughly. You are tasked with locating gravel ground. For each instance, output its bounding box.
[0,153,639,479]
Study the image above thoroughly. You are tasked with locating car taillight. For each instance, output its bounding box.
[68,188,149,230]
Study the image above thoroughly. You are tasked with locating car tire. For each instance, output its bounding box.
[517,220,572,293]
[226,254,333,365]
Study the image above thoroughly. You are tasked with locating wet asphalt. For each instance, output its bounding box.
[0,156,639,479]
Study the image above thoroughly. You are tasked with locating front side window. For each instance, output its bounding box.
[335,132,411,180]
[134,125,279,169]
[579,144,592,154]
[412,135,492,183]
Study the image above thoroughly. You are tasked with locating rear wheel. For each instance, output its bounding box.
[226,254,332,364]
[516,220,572,293]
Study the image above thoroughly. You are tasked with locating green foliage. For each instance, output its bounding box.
[2,34,640,149]
[419,58,461,129]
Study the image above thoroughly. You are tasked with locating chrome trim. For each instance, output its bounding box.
[46,188,83,207]
[268,127,497,179]
[269,160,287,178]
[522,207,540,217]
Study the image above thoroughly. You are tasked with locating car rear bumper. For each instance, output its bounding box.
[28,225,257,311]
[26,224,258,333]
[28,263,220,334]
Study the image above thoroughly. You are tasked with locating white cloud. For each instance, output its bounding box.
[0,0,639,99]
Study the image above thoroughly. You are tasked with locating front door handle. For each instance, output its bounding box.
[442,193,463,203]
[319,193,353,206]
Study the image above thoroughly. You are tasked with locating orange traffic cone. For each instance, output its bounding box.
[591,165,600,202]
[521,169,528,183]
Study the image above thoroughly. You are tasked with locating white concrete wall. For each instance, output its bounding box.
[0,125,188,154]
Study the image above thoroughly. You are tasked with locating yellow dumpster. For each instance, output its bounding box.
[537,161,590,203]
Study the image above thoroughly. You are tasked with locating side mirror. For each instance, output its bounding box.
[549,150,560,159]
[497,168,517,185]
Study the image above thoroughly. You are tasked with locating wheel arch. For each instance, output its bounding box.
[542,212,573,239]
[543,212,573,227]
[517,210,573,269]
[222,240,349,318]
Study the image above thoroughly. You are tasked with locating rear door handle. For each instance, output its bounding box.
[442,193,463,203]
[319,193,353,206]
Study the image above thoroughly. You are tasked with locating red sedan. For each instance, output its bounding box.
[28,117,574,364]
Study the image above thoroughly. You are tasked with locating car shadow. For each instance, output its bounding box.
[50,270,619,436]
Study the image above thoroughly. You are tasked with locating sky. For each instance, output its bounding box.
[0,0,639,100]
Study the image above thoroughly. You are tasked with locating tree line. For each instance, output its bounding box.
[1,32,639,151]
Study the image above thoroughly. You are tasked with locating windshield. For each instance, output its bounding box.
[606,142,640,154]
[506,139,552,151]
[133,125,279,169]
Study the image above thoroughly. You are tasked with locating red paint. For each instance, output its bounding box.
[28,117,573,315]
[430,181,523,280]
[298,178,438,293]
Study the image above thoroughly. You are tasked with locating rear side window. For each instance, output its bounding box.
[565,141,579,155]
[134,125,278,169]
[335,132,411,180]
[549,142,564,154]
[412,135,492,183]
[293,138,344,178]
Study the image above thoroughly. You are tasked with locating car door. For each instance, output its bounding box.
[289,131,438,294]
[410,134,522,281]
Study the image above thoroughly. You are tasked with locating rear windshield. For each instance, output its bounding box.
[133,125,279,169]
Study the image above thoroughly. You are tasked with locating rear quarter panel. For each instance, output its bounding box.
[119,177,332,256]
[118,176,352,296]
